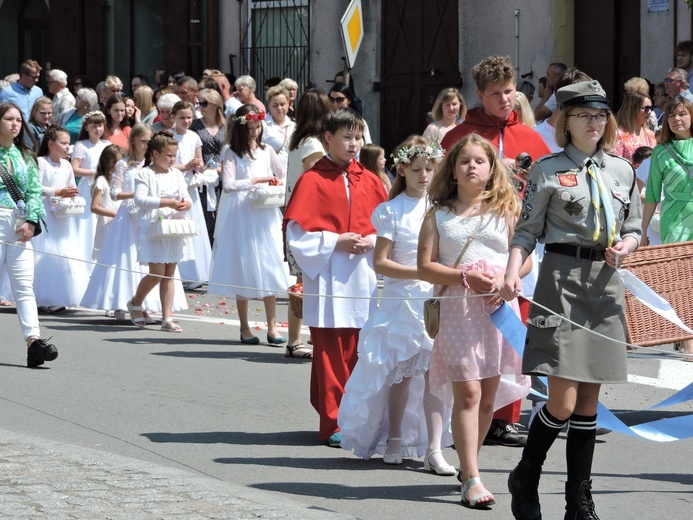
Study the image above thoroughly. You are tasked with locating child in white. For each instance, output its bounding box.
[171,100,212,289]
[339,137,454,474]
[81,124,188,319]
[71,110,110,273]
[208,104,289,344]
[33,125,91,308]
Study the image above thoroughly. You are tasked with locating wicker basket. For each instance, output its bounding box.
[622,241,693,347]
[287,285,303,319]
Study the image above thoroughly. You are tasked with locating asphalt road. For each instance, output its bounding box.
[0,290,691,519]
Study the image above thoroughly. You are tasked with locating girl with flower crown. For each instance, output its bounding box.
[418,133,530,509]
[208,103,289,345]
[71,110,111,274]
[338,135,456,475]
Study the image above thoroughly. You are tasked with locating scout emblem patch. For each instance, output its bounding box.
[556,172,578,187]
[563,196,585,216]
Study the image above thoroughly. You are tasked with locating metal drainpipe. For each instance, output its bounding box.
[102,0,114,75]
[515,9,520,76]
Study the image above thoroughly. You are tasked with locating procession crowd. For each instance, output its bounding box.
[1,45,693,520]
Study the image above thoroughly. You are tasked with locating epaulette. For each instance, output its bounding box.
[535,152,562,163]
[604,151,633,166]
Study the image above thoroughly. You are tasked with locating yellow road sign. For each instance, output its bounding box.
[340,0,364,69]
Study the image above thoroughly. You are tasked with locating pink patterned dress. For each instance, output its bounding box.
[428,210,529,409]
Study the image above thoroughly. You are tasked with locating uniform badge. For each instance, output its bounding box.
[618,206,626,221]
[522,211,530,220]
[524,203,532,212]
[563,197,585,216]
[557,172,578,187]
[614,180,620,187]
[559,190,572,202]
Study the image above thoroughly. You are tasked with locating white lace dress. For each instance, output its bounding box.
[338,193,453,460]
[174,130,212,285]
[80,159,188,312]
[32,157,91,307]
[207,145,289,298]
[134,167,194,265]
[91,175,121,260]
[428,210,529,410]
[72,139,110,274]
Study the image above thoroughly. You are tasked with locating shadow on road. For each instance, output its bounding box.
[141,429,317,446]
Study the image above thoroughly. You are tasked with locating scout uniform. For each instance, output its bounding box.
[511,82,643,383]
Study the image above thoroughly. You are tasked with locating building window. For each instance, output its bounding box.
[240,0,310,92]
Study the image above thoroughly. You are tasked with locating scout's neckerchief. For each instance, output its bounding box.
[586,159,616,247]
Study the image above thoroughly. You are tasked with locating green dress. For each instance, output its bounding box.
[646,138,693,243]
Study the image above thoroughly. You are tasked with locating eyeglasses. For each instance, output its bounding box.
[665,77,681,84]
[24,73,40,80]
[641,106,654,113]
[567,113,609,124]
[199,101,209,108]
[330,96,347,104]
[38,111,53,116]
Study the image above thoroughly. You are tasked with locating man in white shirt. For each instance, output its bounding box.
[211,73,242,118]
[533,62,567,122]
[47,69,75,124]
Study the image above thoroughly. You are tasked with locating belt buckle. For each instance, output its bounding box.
[594,249,606,262]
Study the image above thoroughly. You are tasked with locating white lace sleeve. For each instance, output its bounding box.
[221,148,253,192]
[268,146,286,183]
[37,157,55,197]
[111,159,127,200]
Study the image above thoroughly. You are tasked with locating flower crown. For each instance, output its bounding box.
[232,111,266,125]
[392,141,445,166]
[81,110,105,126]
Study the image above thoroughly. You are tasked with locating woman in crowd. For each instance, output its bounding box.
[514,91,536,128]
[0,102,58,367]
[502,80,641,520]
[328,83,371,144]
[614,90,657,163]
[190,88,226,243]
[123,95,140,127]
[263,85,296,171]
[135,86,158,126]
[642,96,693,361]
[59,88,99,144]
[235,75,265,113]
[25,97,53,150]
[104,95,132,152]
[423,87,466,143]
[279,78,299,119]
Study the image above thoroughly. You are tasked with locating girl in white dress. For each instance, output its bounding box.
[418,134,530,509]
[81,124,188,320]
[339,136,455,474]
[71,111,110,273]
[171,100,212,290]
[208,104,289,345]
[33,125,91,309]
[90,144,122,260]
[128,131,193,333]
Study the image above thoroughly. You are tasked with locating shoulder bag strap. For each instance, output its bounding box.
[435,215,484,298]
[663,142,691,173]
[0,159,25,205]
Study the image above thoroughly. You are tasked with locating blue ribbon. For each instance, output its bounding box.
[490,302,693,441]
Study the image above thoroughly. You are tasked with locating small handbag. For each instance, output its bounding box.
[0,160,43,237]
[247,184,285,208]
[423,216,483,339]
[49,196,86,218]
[148,217,199,239]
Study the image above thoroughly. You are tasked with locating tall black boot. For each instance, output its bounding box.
[564,479,600,520]
[507,457,543,520]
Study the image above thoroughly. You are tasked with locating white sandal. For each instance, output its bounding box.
[161,317,182,333]
[460,476,495,509]
[127,300,147,329]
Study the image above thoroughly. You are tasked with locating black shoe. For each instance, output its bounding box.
[27,338,58,368]
[564,479,600,520]
[508,458,543,520]
[484,419,527,447]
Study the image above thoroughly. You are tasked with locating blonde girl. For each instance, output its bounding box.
[339,136,456,475]
[71,110,110,271]
[418,133,529,509]
[359,143,392,192]
[91,144,123,260]
[129,131,192,332]
[33,124,90,310]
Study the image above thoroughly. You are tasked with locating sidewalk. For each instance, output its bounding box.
[0,429,354,520]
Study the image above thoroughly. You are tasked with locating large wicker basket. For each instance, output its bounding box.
[621,241,693,347]
[287,284,303,319]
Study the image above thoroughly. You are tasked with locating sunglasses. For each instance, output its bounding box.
[199,101,209,108]
[330,96,347,104]
[641,106,654,113]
